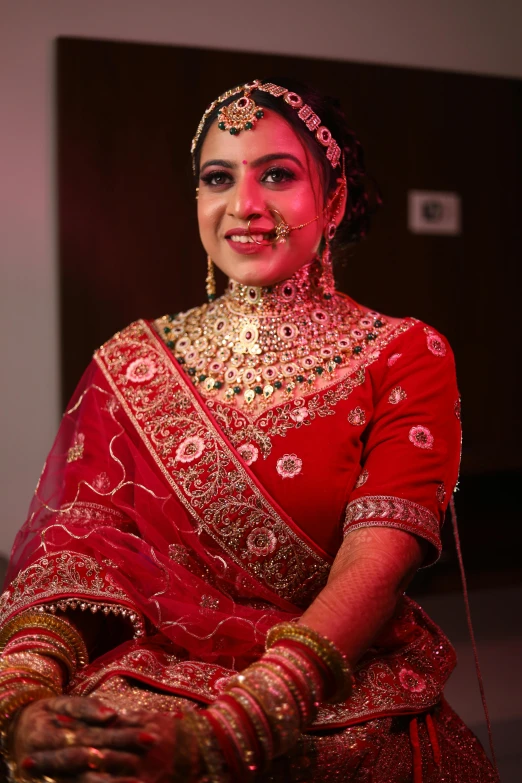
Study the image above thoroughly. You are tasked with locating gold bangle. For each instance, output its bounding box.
[6,640,78,680]
[236,668,301,756]
[210,699,257,776]
[0,612,88,669]
[184,710,229,782]
[0,668,61,694]
[0,652,64,689]
[266,622,353,702]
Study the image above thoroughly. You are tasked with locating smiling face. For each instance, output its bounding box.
[197,110,328,288]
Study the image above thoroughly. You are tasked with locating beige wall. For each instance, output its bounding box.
[1,0,522,555]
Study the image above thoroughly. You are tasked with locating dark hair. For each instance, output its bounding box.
[192,77,382,257]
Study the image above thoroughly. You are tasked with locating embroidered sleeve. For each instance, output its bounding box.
[343,324,462,565]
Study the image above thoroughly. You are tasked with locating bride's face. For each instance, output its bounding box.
[197,109,325,287]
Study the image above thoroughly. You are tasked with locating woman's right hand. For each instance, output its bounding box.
[9,695,156,782]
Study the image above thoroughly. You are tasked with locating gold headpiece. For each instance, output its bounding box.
[191,80,342,172]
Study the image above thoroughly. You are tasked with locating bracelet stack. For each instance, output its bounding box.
[196,622,353,781]
[0,611,88,744]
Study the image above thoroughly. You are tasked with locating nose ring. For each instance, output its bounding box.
[246,208,291,245]
[246,209,320,245]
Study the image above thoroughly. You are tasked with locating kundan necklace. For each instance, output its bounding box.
[156,260,388,409]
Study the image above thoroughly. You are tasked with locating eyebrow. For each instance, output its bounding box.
[200,152,305,173]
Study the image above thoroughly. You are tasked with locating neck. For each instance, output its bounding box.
[224,258,336,317]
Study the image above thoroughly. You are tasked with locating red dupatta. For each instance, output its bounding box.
[0,320,456,728]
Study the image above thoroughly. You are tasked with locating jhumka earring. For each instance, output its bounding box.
[320,172,347,299]
[320,223,336,300]
[206,256,216,302]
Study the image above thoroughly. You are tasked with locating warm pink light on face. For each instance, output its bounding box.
[197,110,327,288]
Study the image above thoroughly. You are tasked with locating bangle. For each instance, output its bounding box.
[0,612,88,671]
[227,687,274,764]
[179,709,223,782]
[0,652,64,690]
[0,670,60,695]
[261,650,318,723]
[251,659,310,725]
[233,667,301,756]
[209,700,257,780]
[266,622,353,702]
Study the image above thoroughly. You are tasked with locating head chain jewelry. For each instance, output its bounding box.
[191,80,342,172]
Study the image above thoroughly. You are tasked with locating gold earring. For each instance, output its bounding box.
[320,221,336,300]
[206,256,216,302]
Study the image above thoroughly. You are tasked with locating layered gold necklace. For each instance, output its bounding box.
[156,261,388,409]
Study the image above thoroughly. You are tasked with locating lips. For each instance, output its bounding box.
[224,226,276,252]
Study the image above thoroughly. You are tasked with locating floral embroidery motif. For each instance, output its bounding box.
[388,386,407,405]
[409,426,434,450]
[344,495,440,552]
[246,527,277,556]
[168,544,190,565]
[290,407,309,423]
[175,436,205,463]
[387,353,402,367]
[348,407,366,426]
[454,398,461,420]
[0,551,143,635]
[125,357,157,383]
[276,454,303,479]
[92,472,111,492]
[237,443,259,466]
[399,668,426,693]
[355,469,369,488]
[425,330,447,357]
[200,594,220,610]
[67,433,85,463]
[436,483,446,504]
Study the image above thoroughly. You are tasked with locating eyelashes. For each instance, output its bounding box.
[200,166,297,188]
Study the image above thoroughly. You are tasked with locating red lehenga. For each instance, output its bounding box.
[0,296,496,781]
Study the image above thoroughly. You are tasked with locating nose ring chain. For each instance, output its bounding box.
[247,208,320,245]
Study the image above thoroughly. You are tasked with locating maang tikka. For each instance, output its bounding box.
[191,80,342,171]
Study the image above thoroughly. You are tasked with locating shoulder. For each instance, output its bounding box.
[153,303,209,348]
[95,302,208,357]
[340,297,457,387]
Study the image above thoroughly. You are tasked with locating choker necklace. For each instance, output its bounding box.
[156,260,388,408]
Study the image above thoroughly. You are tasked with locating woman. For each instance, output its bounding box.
[0,78,497,782]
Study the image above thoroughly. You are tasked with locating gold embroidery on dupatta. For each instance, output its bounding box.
[95,321,331,606]
[0,551,144,637]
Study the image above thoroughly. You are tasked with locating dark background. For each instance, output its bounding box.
[56,37,522,592]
